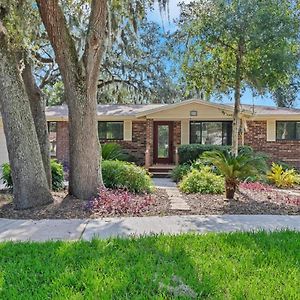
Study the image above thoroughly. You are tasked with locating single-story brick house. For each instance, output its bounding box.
[1,99,300,171]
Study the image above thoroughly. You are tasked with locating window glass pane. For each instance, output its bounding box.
[190,122,201,144]
[223,122,232,145]
[202,122,223,145]
[276,122,297,140]
[48,122,57,156]
[190,121,232,145]
[157,125,169,158]
[98,122,123,140]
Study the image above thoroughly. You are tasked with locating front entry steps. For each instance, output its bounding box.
[149,164,175,178]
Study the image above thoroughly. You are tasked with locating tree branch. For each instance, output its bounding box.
[39,68,59,89]
[82,0,108,91]
[36,0,82,87]
[98,78,138,90]
[33,51,54,64]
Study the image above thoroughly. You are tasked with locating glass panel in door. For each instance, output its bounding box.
[157,125,169,158]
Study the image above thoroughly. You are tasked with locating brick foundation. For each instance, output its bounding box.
[245,121,300,168]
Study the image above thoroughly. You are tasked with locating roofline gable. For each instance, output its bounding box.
[135,99,251,117]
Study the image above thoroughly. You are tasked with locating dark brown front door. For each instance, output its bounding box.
[153,121,173,164]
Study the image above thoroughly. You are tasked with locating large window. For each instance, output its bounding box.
[48,121,57,156]
[276,121,300,140]
[98,121,124,140]
[190,121,232,145]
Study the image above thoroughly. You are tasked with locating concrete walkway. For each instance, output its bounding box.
[0,215,299,242]
[153,178,191,211]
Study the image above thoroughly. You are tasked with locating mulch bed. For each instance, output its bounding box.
[0,185,299,219]
[185,187,300,215]
[0,189,172,220]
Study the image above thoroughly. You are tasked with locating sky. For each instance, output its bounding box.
[147,0,299,108]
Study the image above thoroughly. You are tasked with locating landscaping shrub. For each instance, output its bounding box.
[1,159,64,191]
[267,163,300,188]
[179,167,224,194]
[87,187,154,216]
[102,160,154,193]
[171,164,191,182]
[178,144,252,164]
[101,143,129,161]
[1,163,12,190]
[51,159,64,191]
[202,148,267,199]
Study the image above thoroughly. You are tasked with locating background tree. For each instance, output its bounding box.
[38,18,183,106]
[175,0,300,155]
[0,2,53,208]
[98,20,182,104]
[272,76,300,108]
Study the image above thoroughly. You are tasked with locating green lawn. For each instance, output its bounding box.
[0,231,299,299]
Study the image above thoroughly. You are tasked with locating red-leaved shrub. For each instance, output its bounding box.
[239,182,273,192]
[285,196,300,206]
[87,187,154,216]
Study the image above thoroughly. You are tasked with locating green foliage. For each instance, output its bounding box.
[202,149,267,198]
[98,20,183,104]
[43,81,64,106]
[1,163,12,190]
[176,0,300,99]
[267,163,300,188]
[179,167,224,194]
[102,160,154,194]
[50,159,64,191]
[202,149,267,180]
[101,143,129,161]
[1,160,64,191]
[171,164,191,182]
[178,144,252,164]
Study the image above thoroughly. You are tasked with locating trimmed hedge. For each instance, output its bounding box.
[178,144,252,164]
[102,160,154,194]
[179,167,224,194]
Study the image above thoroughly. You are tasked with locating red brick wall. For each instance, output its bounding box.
[55,120,182,166]
[100,121,147,165]
[56,122,69,164]
[245,120,300,168]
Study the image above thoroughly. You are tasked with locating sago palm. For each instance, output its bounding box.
[202,149,267,199]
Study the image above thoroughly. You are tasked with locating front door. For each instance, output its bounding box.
[153,121,173,164]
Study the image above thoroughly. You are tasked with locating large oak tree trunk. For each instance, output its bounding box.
[0,24,53,209]
[67,85,101,199]
[37,0,107,200]
[21,57,52,188]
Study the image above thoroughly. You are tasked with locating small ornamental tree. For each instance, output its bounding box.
[176,0,300,155]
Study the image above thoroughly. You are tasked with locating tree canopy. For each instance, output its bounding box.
[177,0,300,99]
[173,0,300,154]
